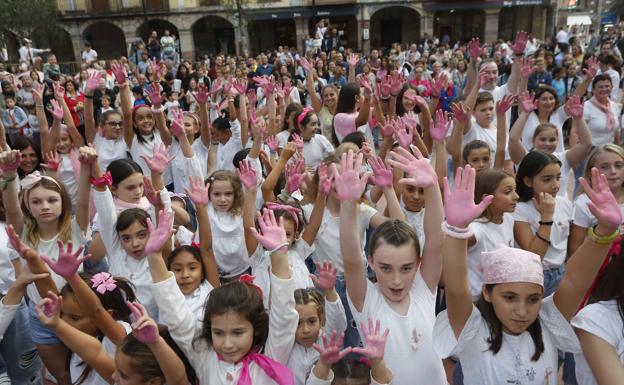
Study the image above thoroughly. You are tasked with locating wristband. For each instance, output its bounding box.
[587,226,619,245]
[151,105,165,113]
[538,221,553,226]
[268,242,289,254]
[535,232,551,245]
[89,171,113,187]
[441,221,473,239]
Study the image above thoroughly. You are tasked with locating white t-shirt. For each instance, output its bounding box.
[192,138,211,180]
[303,135,333,169]
[573,193,624,229]
[583,100,622,146]
[572,300,624,385]
[553,151,573,199]
[216,119,242,171]
[403,206,425,255]
[463,121,510,163]
[433,295,581,385]
[467,214,515,300]
[514,196,572,268]
[58,154,79,208]
[93,133,128,172]
[82,49,98,64]
[479,83,511,127]
[520,107,568,153]
[184,280,213,327]
[348,273,446,385]
[276,130,291,149]
[129,131,164,178]
[206,204,250,278]
[302,204,377,273]
[168,139,204,193]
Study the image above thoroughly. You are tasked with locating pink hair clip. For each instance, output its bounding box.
[91,272,117,294]
[239,274,263,297]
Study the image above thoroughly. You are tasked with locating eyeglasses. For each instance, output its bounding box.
[106,121,123,127]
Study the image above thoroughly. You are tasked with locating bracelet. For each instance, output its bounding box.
[268,242,289,254]
[151,105,165,113]
[35,103,44,108]
[538,221,553,226]
[441,221,473,239]
[587,226,620,245]
[84,94,93,99]
[535,232,551,245]
[89,171,113,187]
[0,174,16,191]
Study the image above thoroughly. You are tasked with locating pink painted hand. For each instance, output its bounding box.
[310,261,338,290]
[223,76,234,96]
[330,150,371,201]
[232,79,247,96]
[78,145,98,165]
[566,95,584,119]
[351,319,389,360]
[6,224,33,259]
[210,78,223,96]
[146,83,164,106]
[0,150,21,174]
[246,89,257,107]
[36,292,62,327]
[142,176,160,206]
[250,208,287,251]
[41,151,61,172]
[31,83,44,103]
[520,57,534,78]
[467,38,484,61]
[184,176,209,206]
[348,53,358,67]
[583,56,598,79]
[432,109,451,142]
[318,162,333,196]
[85,69,101,94]
[519,91,537,113]
[281,79,293,99]
[380,118,395,138]
[149,58,162,82]
[431,73,449,97]
[53,83,65,100]
[40,241,89,279]
[379,76,392,98]
[580,167,623,229]
[313,331,352,365]
[140,143,174,174]
[443,165,493,227]
[111,63,126,86]
[389,72,403,96]
[450,102,470,124]
[285,159,306,194]
[143,210,175,256]
[496,94,516,114]
[510,31,528,54]
[291,133,304,150]
[299,57,313,73]
[128,301,159,345]
[394,118,414,148]
[358,74,372,97]
[388,145,437,189]
[47,99,64,120]
[402,111,418,131]
[238,159,258,189]
[169,109,185,137]
[368,156,393,188]
[266,135,279,152]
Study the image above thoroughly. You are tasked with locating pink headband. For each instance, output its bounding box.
[131,104,150,118]
[21,171,60,191]
[479,245,544,287]
[296,107,314,126]
[265,202,302,227]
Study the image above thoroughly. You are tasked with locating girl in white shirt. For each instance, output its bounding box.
[569,144,624,256]
[277,103,304,150]
[292,108,334,169]
[572,246,624,385]
[434,165,621,385]
[339,148,447,385]
[149,207,299,384]
[514,151,573,297]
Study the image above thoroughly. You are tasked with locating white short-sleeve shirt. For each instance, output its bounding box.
[583,100,622,146]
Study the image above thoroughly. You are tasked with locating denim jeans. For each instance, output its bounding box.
[543,265,565,298]
[334,275,362,354]
[1,300,41,385]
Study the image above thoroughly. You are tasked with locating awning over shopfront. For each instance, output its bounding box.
[566,14,592,26]
[246,6,357,21]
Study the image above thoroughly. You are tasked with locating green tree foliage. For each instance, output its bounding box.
[0,0,59,42]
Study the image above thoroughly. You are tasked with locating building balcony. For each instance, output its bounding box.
[57,0,170,16]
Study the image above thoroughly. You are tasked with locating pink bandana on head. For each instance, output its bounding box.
[216,348,294,385]
[479,245,544,287]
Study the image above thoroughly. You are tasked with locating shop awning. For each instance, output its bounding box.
[566,14,592,26]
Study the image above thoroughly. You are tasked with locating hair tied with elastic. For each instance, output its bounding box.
[296,107,314,126]
[265,202,302,227]
[91,272,117,294]
[239,274,263,297]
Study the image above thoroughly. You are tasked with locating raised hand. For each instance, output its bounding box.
[510,31,528,55]
[0,150,21,174]
[111,63,126,86]
[431,73,449,97]
[566,94,584,119]
[312,331,352,365]
[310,261,337,290]
[450,102,470,124]
[393,118,413,148]
[210,78,223,96]
[352,319,389,360]
[250,208,287,251]
[368,156,393,188]
[127,301,159,345]
[184,176,209,206]
[520,57,534,78]
[348,53,358,68]
[31,82,45,103]
[467,38,484,61]
[169,109,185,137]
[388,145,437,188]
[146,83,164,106]
[53,83,65,100]
[149,58,163,82]
[237,159,258,189]
[6,225,34,259]
[432,109,451,142]
[246,89,257,107]
[40,241,89,279]
[142,176,160,206]
[36,292,62,328]
[42,151,61,172]
[496,94,515,114]
[232,78,247,96]
[583,56,598,80]
[443,166,492,228]
[143,210,175,256]
[402,111,418,131]
[318,162,333,196]
[266,135,279,152]
[285,159,306,193]
[299,57,313,73]
[331,150,371,201]
[579,167,622,229]
[140,143,174,175]
[78,145,98,165]
[85,69,101,94]
[389,72,403,96]
[379,76,392,99]
[380,118,395,138]
[519,91,537,113]
[47,99,64,121]
[357,74,372,97]
[281,79,293,99]
[291,133,304,150]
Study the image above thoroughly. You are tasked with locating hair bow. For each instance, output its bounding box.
[239,274,263,297]
[265,202,302,227]
[91,272,117,294]
[21,171,60,191]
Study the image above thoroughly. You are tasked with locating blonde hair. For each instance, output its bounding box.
[206,170,243,215]
[584,144,624,185]
[20,177,73,248]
